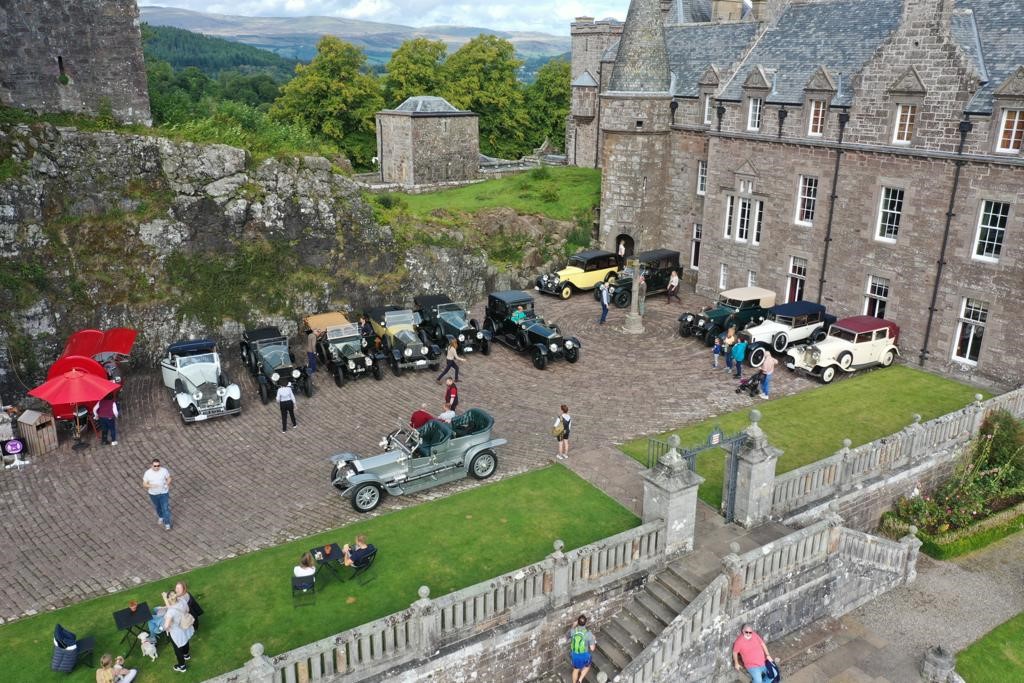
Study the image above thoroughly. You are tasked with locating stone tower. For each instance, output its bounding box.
[0,0,151,125]
[375,96,479,187]
[566,16,622,168]
[598,0,673,253]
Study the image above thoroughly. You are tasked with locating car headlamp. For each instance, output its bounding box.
[458,334,465,342]
[361,338,367,348]
[420,346,428,356]
[685,314,694,322]
[404,348,412,357]
[476,331,483,340]
[549,343,558,353]
[565,340,574,349]
[364,357,372,367]
[216,386,227,397]
[697,319,705,327]
[347,360,356,369]
[192,390,203,401]
[292,369,301,379]
[271,372,281,383]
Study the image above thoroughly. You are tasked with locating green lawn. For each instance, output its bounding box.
[620,366,989,509]
[2,465,637,682]
[396,166,601,221]
[957,611,1024,682]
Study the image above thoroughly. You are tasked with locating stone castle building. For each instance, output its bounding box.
[375,96,480,187]
[0,0,151,125]
[568,0,1023,387]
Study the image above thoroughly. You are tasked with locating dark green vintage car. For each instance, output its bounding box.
[678,287,777,345]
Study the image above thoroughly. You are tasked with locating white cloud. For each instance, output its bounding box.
[142,1,628,35]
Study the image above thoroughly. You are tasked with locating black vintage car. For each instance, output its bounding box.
[414,294,492,355]
[367,306,441,376]
[239,326,312,404]
[596,248,681,308]
[306,312,385,386]
[483,291,581,369]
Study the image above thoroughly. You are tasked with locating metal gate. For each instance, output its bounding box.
[647,426,748,523]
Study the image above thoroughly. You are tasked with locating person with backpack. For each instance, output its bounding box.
[733,623,776,682]
[553,404,572,460]
[567,614,596,683]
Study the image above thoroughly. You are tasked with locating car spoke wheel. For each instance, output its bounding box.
[613,290,630,308]
[771,333,789,353]
[258,382,269,405]
[821,366,837,384]
[373,363,384,380]
[334,366,345,387]
[880,350,895,367]
[351,483,382,513]
[565,346,580,363]
[517,333,530,353]
[811,328,827,343]
[469,450,498,480]
[837,351,853,370]
[560,285,573,300]
[392,361,402,377]
[593,288,602,301]
[748,346,766,368]
[532,350,547,370]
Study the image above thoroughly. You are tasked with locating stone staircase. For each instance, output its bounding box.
[588,558,705,681]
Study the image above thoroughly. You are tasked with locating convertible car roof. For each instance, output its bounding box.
[489,290,535,305]
[366,305,406,320]
[244,326,284,341]
[770,301,826,317]
[635,248,680,263]
[413,294,453,310]
[167,339,217,356]
[721,286,776,308]
[304,311,349,330]
[570,249,615,260]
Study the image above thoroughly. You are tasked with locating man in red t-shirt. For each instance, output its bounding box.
[444,378,459,412]
[733,623,774,682]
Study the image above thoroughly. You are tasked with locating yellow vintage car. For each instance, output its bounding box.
[535,249,620,299]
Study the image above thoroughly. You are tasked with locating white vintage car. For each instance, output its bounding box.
[161,339,242,422]
[744,301,836,367]
[786,316,900,383]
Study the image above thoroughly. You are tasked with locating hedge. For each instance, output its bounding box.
[881,500,1024,560]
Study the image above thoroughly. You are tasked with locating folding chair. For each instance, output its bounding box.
[348,547,378,585]
[292,574,316,607]
[50,624,95,673]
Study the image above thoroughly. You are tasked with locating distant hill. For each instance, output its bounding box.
[141,24,300,80]
[140,5,571,66]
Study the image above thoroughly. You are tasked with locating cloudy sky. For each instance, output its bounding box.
[144,1,631,35]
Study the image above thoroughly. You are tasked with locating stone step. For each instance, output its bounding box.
[658,564,702,602]
[603,618,646,658]
[616,608,661,643]
[596,635,631,672]
[634,591,677,626]
[590,647,618,680]
[665,557,714,591]
[645,578,689,613]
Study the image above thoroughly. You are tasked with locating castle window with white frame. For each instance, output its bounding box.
[787,257,807,303]
[747,97,763,131]
[704,94,715,125]
[724,195,735,238]
[973,200,1010,262]
[864,275,889,318]
[876,187,904,242]
[724,180,763,245]
[747,270,757,287]
[807,99,826,136]
[892,103,917,144]
[953,297,987,364]
[719,263,728,289]
[697,160,707,196]
[752,201,763,245]
[690,223,702,270]
[795,175,818,225]
[737,198,751,241]
[997,108,1023,153]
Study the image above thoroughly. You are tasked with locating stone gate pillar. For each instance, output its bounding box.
[730,410,781,528]
[641,435,704,554]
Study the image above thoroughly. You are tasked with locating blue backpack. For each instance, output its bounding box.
[765,660,781,683]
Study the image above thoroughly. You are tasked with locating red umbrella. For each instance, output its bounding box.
[29,368,120,406]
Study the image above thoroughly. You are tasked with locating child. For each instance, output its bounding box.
[113,655,138,683]
[712,335,723,368]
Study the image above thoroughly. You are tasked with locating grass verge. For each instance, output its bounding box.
[1,465,637,682]
[957,610,1024,682]
[619,366,989,509]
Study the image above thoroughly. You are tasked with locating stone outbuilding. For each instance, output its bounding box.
[375,96,480,188]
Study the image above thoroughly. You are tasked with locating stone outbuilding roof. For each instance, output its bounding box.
[393,96,461,113]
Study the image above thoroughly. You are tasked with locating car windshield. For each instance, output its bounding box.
[178,353,216,368]
[828,327,858,342]
[717,297,742,311]
[567,256,586,268]
[262,347,292,369]
[326,323,360,342]
[438,303,469,328]
[396,329,420,346]
[388,426,421,456]
[384,311,415,326]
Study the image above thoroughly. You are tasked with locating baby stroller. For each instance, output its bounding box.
[736,369,766,397]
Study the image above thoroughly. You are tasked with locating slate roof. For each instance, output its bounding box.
[394,96,459,113]
[664,0,713,24]
[665,22,760,98]
[959,0,1024,114]
[718,0,904,105]
[609,0,671,92]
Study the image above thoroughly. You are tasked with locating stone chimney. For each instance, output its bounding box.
[749,0,767,21]
[712,0,745,22]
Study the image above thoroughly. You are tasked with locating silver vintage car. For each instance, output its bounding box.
[329,408,506,513]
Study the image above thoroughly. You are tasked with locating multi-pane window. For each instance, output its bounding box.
[997,109,1023,153]
[808,99,826,136]
[892,104,917,144]
[690,223,702,270]
[876,187,904,241]
[704,95,714,125]
[796,175,818,225]
[752,200,763,245]
[719,264,728,290]
[724,195,735,238]
[747,270,757,287]
[747,97,763,131]
[696,160,707,196]
[974,200,1010,261]
[787,257,807,303]
[864,275,890,318]
[737,198,751,241]
[954,298,988,364]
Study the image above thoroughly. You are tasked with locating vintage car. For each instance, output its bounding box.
[786,316,900,383]
[160,339,242,422]
[678,286,777,345]
[535,249,619,299]
[306,312,385,386]
[367,306,440,376]
[239,326,311,404]
[596,248,681,308]
[329,408,507,512]
[483,290,581,369]
[414,294,492,355]
[743,301,837,368]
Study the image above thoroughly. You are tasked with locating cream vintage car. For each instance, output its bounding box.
[786,316,900,383]
[535,249,619,299]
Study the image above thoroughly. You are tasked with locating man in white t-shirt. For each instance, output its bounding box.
[143,459,173,530]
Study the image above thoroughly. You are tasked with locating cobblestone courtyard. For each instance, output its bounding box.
[0,291,816,621]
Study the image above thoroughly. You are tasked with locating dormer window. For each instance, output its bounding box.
[747,97,763,132]
[892,104,917,144]
[997,109,1023,153]
[808,99,826,136]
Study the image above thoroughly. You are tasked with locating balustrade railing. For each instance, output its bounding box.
[734,520,832,594]
[836,527,909,575]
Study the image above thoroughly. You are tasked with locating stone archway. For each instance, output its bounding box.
[615,233,634,267]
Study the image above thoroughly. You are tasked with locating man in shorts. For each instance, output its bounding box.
[567,614,596,683]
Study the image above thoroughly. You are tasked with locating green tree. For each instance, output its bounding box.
[524,58,570,151]
[383,38,448,108]
[270,36,384,168]
[441,35,529,159]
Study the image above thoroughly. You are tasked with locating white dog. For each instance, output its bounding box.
[138,631,158,661]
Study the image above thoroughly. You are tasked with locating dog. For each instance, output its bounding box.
[138,631,158,661]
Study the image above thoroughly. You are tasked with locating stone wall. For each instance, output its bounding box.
[0,0,151,125]
[566,17,622,168]
[375,111,479,187]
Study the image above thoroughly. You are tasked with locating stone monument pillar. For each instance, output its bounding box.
[641,434,704,554]
[728,410,781,528]
[622,257,644,334]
